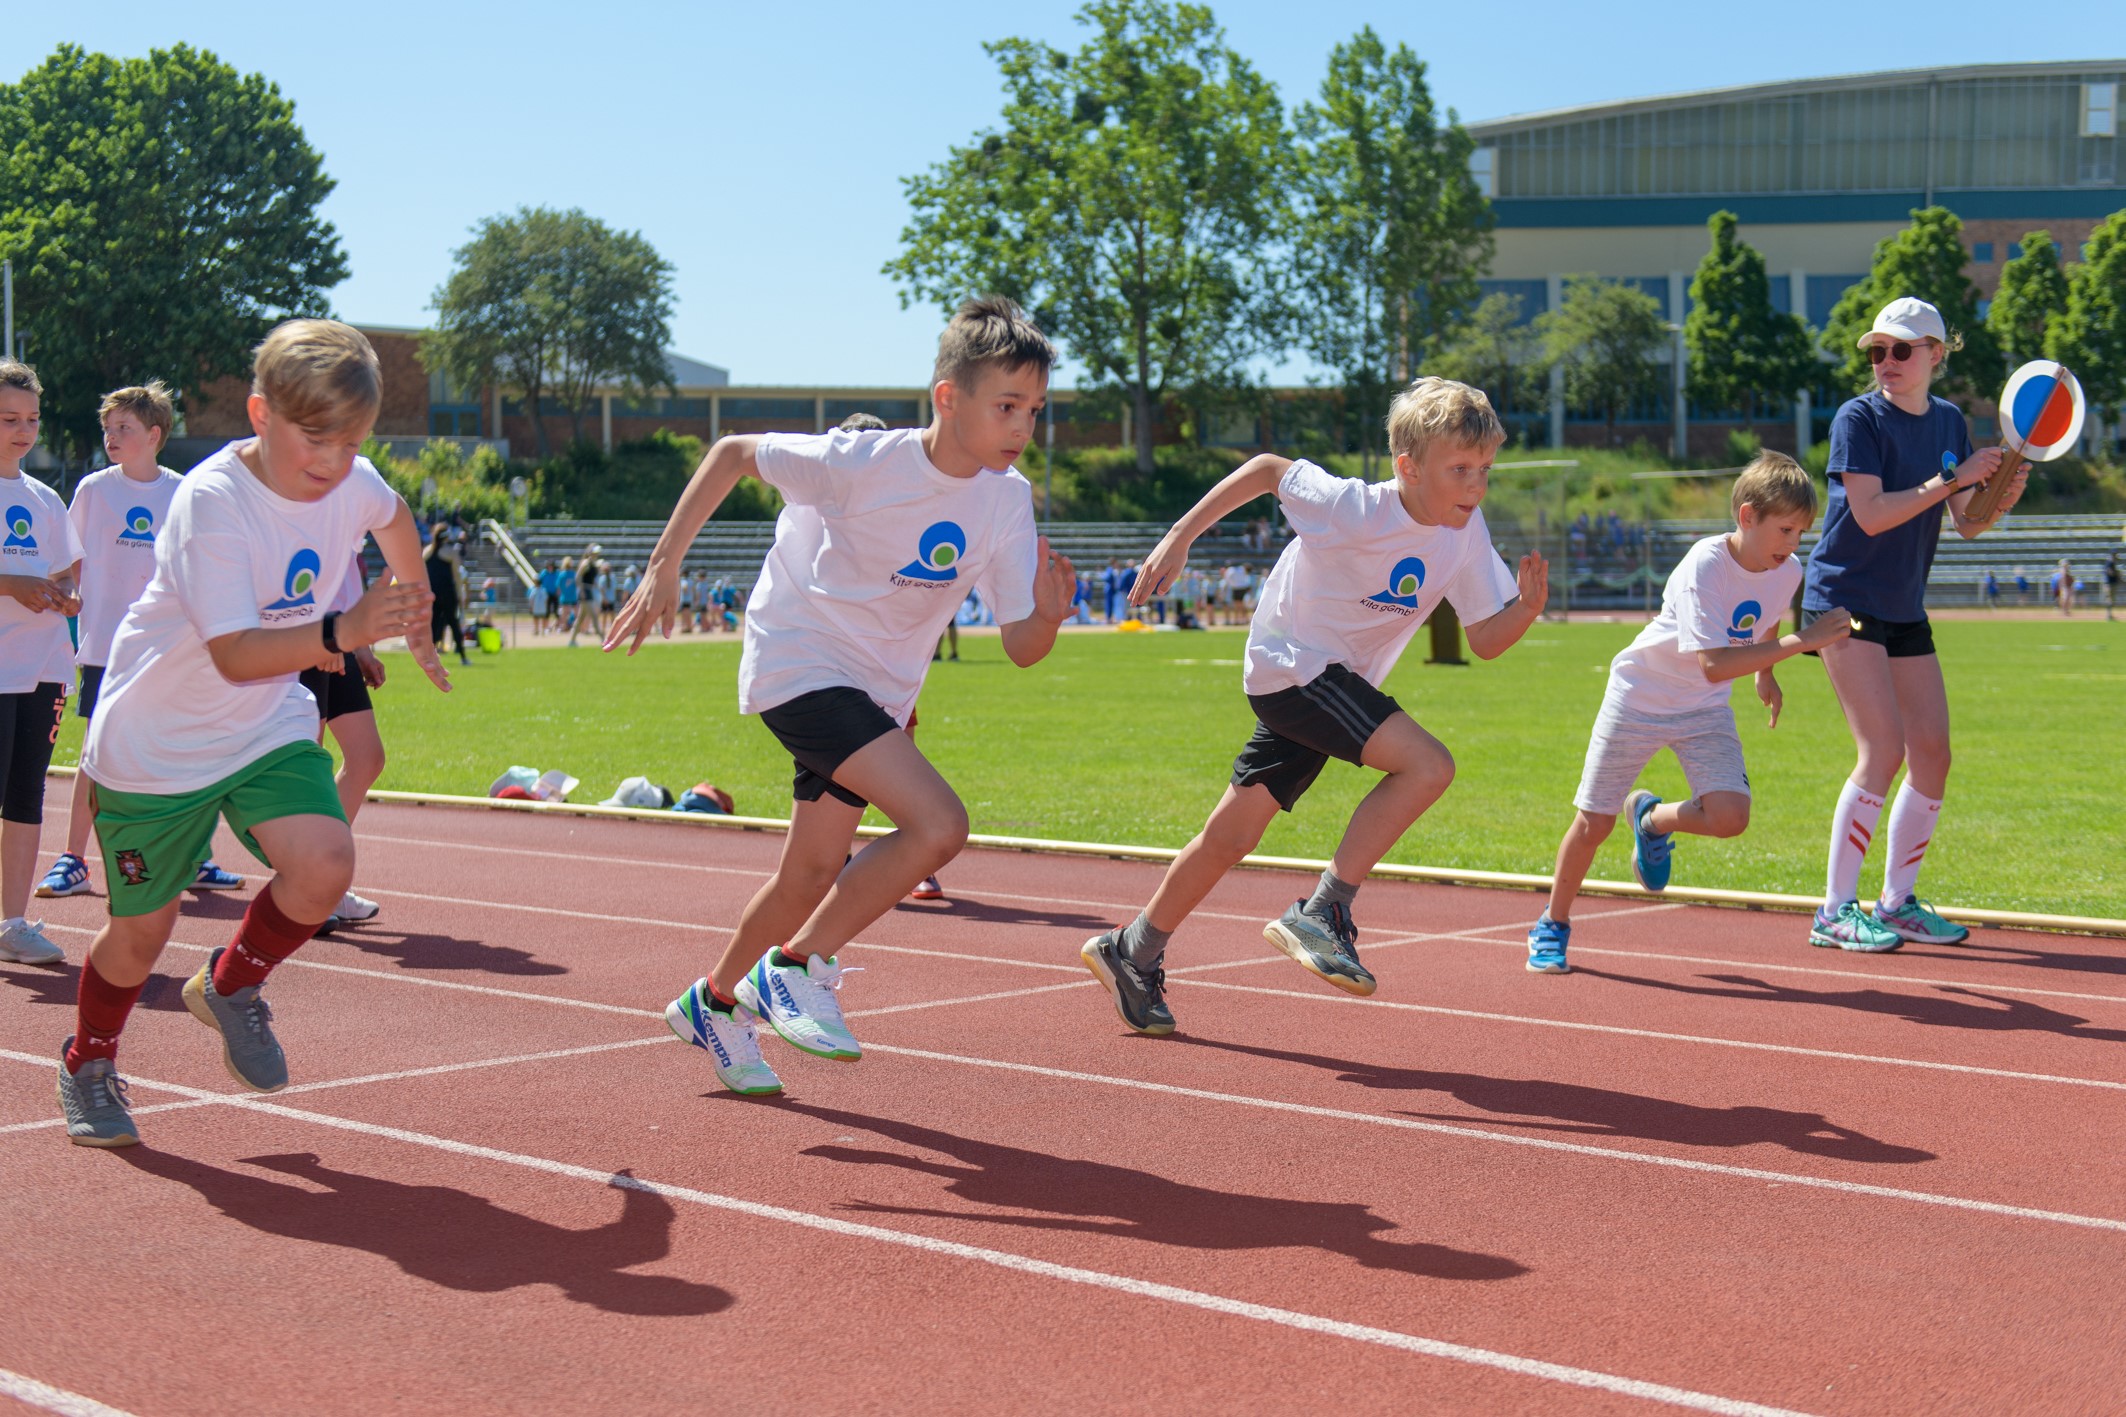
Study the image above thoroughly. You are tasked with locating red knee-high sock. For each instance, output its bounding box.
[67,962,146,1072]
[212,883,325,995]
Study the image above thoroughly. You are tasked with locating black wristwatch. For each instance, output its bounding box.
[321,611,343,655]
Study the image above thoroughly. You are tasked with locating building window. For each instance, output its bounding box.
[1976,299,1992,319]
[1468,146,1495,198]
[822,398,921,426]
[2084,82,2117,138]
[2009,241,2023,260]
[1972,242,1994,264]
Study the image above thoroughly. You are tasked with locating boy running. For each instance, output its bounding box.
[1523,454,1851,973]
[55,320,449,1147]
[1082,378,1546,1035]
[41,382,244,901]
[607,297,1074,1095]
[0,360,82,968]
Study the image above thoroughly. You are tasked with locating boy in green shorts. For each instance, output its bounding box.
[56,320,450,1147]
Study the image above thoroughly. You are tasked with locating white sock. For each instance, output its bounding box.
[1878,783,1943,910]
[1824,779,1885,909]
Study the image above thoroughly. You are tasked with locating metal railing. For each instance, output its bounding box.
[479,519,542,592]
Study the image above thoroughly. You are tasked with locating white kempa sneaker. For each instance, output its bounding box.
[336,891,381,922]
[736,951,863,1060]
[664,979,782,1095]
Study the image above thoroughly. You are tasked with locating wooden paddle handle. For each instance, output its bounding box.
[1966,447,2023,523]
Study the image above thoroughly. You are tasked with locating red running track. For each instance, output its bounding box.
[5,790,2126,1416]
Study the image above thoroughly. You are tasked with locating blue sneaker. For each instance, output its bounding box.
[1625,790,1673,892]
[1526,913,1571,973]
[664,979,783,1095]
[192,861,244,891]
[35,853,92,898]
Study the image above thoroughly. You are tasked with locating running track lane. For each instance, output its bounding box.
[2,796,2122,1414]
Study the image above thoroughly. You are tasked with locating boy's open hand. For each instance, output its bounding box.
[605,562,680,655]
[343,578,431,649]
[403,620,452,692]
[355,646,387,688]
[1514,551,1550,618]
[1032,537,1076,623]
[1758,673,1784,729]
[1,574,75,614]
[1131,531,1193,607]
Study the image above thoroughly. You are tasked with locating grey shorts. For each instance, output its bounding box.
[1573,697,1749,816]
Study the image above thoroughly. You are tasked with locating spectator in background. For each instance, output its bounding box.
[571,547,604,645]
[1103,559,1122,623]
[557,555,579,632]
[424,522,470,665]
[2013,566,2030,604]
[537,560,562,634]
[1980,568,1999,609]
[2052,559,2075,616]
[2104,551,2120,621]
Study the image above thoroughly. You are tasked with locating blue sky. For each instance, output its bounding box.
[14,2,2117,387]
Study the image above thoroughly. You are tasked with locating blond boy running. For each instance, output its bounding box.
[1082,378,1547,1035]
[55,321,450,1147]
[1524,454,1851,973]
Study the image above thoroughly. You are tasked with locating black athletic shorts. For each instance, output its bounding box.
[758,686,899,810]
[299,652,374,722]
[1232,663,1402,812]
[0,682,66,825]
[75,664,104,719]
[1801,607,1935,659]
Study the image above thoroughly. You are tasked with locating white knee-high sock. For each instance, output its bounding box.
[1878,783,1943,909]
[1825,778,1886,909]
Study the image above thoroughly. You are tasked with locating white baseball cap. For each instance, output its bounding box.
[1858,297,1947,348]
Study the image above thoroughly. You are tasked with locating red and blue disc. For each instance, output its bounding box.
[1999,362,2086,461]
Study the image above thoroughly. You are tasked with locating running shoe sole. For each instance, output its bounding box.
[1079,935,1175,1036]
[1807,925,1904,953]
[1526,955,1571,974]
[1262,918,1377,996]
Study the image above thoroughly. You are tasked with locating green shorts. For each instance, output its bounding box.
[93,740,346,917]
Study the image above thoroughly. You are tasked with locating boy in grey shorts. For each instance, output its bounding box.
[1525,454,1852,973]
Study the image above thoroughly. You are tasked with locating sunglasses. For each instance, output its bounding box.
[1866,340,1928,365]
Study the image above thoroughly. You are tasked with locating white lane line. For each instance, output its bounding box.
[1172,977,2126,1092]
[0,1368,137,1417]
[0,1050,1814,1417]
[0,1037,676,1139]
[1443,928,2126,1008]
[856,1043,2126,1235]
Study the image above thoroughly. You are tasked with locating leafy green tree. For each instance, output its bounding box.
[2050,211,2126,424]
[426,207,675,458]
[1537,276,1666,441]
[1821,206,1998,400]
[1428,291,1536,429]
[887,0,1289,475]
[0,44,347,455]
[1987,230,2071,376]
[1291,27,1491,472]
[1683,210,1814,429]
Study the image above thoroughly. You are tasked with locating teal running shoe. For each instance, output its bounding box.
[1625,790,1673,892]
[1809,901,1903,953]
[1875,896,1970,945]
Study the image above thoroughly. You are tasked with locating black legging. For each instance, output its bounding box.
[431,599,466,656]
[0,682,65,824]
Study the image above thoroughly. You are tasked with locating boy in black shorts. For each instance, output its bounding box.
[1082,378,1547,1034]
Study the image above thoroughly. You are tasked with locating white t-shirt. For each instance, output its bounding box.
[1605,533,1803,715]
[740,428,1040,722]
[68,464,184,667]
[1244,460,1519,697]
[83,446,400,793]
[0,471,86,694]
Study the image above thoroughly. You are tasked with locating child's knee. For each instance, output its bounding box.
[1573,811,1614,843]
[907,797,969,863]
[1704,797,1751,838]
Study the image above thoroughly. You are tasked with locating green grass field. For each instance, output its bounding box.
[56,617,2123,919]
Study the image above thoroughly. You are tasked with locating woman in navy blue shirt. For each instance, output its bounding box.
[1801,297,2025,952]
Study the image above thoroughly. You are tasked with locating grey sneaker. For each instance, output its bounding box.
[56,1040,139,1148]
[0,918,65,966]
[1080,931,1175,1036]
[1264,900,1377,996]
[182,948,288,1092]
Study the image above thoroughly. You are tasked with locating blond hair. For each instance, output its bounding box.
[933,296,1055,391]
[1730,451,1817,520]
[837,411,889,432]
[252,319,381,430]
[0,360,41,398]
[1387,376,1505,462]
[99,380,176,448]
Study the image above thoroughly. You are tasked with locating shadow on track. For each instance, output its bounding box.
[1167,1035,1935,1164]
[772,1101,1525,1281]
[890,895,1112,932]
[322,927,569,977]
[1576,968,2126,1045]
[0,960,189,1015]
[122,1149,730,1316]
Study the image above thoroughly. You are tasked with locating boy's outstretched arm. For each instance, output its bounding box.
[1464,552,1550,659]
[997,538,1078,667]
[1695,607,1851,684]
[370,497,451,691]
[606,436,763,654]
[1130,454,1289,606]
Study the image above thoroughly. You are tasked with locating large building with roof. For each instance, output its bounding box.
[1467,61,2124,455]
